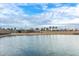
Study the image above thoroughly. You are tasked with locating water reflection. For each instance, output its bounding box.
[0,35,79,56]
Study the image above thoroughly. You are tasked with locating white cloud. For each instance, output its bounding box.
[50,18,79,24]
[21,4,79,27]
[37,4,79,25]
[0,3,33,28]
[0,3,79,28]
[0,3,50,28]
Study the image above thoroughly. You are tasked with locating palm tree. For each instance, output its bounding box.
[52,26,55,30]
[35,28,39,31]
[14,27,16,30]
[46,28,49,31]
[41,28,44,31]
[49,26,52,31]
[35,28,40,32]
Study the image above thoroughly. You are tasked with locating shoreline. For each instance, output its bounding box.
[0,31,79,38]
[10,31,79,35]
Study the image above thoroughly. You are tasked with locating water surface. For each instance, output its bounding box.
[0,35,79,56]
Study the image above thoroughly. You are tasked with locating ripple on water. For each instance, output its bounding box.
[0,35,79,56]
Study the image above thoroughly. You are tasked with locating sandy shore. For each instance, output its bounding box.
[0,31,79,38]
[10,31,79,36]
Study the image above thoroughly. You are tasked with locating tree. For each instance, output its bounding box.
[49,26,52,31]
[41,28,44,31]
[35,28,39,31]
[14,27,16,30]
[26,28,35,33]
[18,30,21,33]
[46,28,49,31]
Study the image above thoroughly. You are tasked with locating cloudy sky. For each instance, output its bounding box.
[0,3,79,28]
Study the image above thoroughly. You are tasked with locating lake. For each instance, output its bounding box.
[0,35,79,56]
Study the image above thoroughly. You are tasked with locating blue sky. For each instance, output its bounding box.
[18,3,77,15]
[0,3,79,28]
